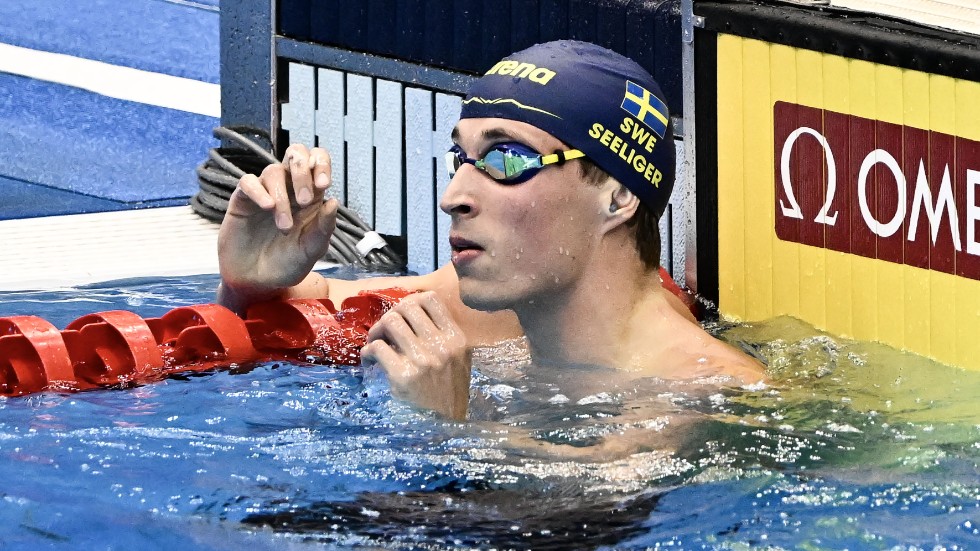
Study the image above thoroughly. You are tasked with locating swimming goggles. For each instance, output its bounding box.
[445,142,586,184]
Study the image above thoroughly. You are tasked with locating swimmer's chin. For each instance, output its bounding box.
[458,292,506,313]
[456,283,515,313]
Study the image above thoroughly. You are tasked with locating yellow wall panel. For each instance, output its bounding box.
[795,48,827,329]
[741,38,774,320]
[875,263,905,351]
[901,70,931,357]
[846,58,879,343]
[902,266,930,356]
[873,65,906,351]
[929,75,957,136]
[768,43,800,319]
[927,74,958,362]
[954,79,980,370]
[930,271,959,367]
[716,34,746,316]
[954,78,980,141]
[821,55,853,338]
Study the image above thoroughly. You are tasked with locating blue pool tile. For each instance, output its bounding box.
[0,73,217,203]
[0,0,220,83]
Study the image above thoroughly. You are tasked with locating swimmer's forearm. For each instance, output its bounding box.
[217,272,329,316]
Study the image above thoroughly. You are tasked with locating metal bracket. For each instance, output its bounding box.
[682,0,705,44]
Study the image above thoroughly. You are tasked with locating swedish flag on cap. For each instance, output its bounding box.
[621,81,669,139]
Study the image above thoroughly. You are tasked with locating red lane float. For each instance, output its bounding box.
[0,316,75,395]
[0,288,414,397]
[659,266,698,318]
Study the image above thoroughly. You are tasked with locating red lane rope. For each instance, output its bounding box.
[0,288,414,397]
[0,270,692,398]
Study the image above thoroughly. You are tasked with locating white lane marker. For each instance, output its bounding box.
[161,0,219,12]
[0,43,220,117]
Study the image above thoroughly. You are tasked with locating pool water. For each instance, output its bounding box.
[0,273,978,549]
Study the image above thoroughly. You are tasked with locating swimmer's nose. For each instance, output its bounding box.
[439,168,478,218]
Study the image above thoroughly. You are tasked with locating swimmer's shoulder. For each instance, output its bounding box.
[643,299,766,385]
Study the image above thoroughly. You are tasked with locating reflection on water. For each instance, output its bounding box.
[0,275,978,549]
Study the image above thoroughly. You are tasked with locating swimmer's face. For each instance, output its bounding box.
[441,118,608,312]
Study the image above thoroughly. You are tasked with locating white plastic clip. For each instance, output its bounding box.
[356,231,388,256]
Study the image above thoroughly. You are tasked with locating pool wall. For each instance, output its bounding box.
[690,0,980,371]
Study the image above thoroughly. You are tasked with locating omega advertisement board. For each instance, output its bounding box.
[694,1,980,371]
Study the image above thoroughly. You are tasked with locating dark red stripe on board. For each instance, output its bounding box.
[773,102,980,280]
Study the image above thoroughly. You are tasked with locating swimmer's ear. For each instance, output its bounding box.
[600,184,640,233]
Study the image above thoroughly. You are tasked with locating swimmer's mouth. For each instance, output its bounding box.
[449,236,484,254]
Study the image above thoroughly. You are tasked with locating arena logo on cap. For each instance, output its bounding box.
[620,81,668,139]
[484,60,557,85]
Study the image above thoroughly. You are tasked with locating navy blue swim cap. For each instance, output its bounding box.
[460,40,675,218]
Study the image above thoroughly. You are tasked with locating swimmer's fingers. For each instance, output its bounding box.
[361,336,416,393]
[230,173,276,216]
[397,294,468,359]
[282,144,319,209]
[367,294,462,345]
[366,310,420,359]
[414,292,458,334]
[308,147,332,194]
[390,294,444,343]
[360,339,402,371]
[298,197,339,259]
[256,162,296,231]
[364,293,470,370]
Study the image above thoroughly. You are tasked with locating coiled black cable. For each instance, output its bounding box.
[191,126,405,272]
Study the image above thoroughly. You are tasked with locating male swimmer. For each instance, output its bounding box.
[217,40,764,420]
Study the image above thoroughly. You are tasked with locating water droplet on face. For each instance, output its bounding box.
[530,274,537,280]
[490,251,496,257]
[515,253,521,260]
[554,276,560,283]
[530,201,536,208]
[558,246,564,254]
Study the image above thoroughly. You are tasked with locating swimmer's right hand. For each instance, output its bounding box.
[217,144,339,303]
[361,291,472,421]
